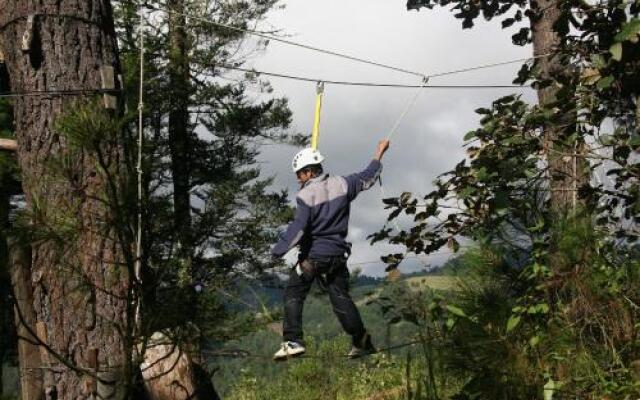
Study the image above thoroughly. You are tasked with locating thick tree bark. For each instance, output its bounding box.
[0,2,129,399]
[530,0,587,212]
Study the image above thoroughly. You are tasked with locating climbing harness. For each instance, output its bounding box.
[311,81,324,150]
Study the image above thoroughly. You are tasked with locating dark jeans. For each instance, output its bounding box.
[283,256,366,346]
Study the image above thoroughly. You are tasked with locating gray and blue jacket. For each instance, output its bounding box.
[272,159,382,259]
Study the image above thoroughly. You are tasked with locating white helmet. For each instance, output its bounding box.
[292,148,325,173]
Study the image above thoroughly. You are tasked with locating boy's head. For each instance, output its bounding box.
[292,148,325,185]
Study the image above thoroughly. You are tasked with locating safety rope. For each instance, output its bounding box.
[386,78,429,140]
[203,339,423,360]
[376,76,430,243]
[311,82,324,150]
[0,88,120,98]
[134,3,145,333]
[215,64,529,89]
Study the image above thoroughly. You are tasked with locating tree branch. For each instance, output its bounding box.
[0,138,17,152]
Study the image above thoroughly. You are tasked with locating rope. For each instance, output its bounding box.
[203,339,423,360]
[134,2,145,333]
[151,6,428,79]
[425,56,549,80]
[0,13,107,32]
[0,88,120,98]
[376,76,430,239]
[152,4,551,80]
[386,79,429,140]
[347,251,466,268]
[216,64,529,89]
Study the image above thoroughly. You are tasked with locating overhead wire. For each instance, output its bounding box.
[152,4,551,82]
[347,250,468,268]
[148,4,429,79]
[203,339,423,360]
[0,88,120,99]
[216,64,530,90]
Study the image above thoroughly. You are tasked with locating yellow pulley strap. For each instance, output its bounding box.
[311,81,324,150]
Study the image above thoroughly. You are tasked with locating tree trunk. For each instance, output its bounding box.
[168,0,193,262]
[0,2,130,399]
[531,0,588,213]
[167,0,203,368]
[164,5,220,397]
[530,0,587,212]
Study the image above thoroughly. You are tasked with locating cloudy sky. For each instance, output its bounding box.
[241,0,538,276]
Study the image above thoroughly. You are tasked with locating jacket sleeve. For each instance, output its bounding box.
[271,196,313,258]
[344,159,383,201]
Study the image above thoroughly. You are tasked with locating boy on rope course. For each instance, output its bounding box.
[271,139,390,360]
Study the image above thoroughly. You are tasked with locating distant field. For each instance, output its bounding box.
[404,275,457,291]
[355,274,457,306]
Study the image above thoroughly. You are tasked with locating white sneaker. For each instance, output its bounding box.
[273,341,306,361]
[348,333,376,359]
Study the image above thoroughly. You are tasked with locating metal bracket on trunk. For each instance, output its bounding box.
[21,15,35,52]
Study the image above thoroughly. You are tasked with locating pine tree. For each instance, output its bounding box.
[113,0,299,392]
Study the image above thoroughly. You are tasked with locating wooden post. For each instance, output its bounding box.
[100,66,117,110]
[8,239,44,400]
[35,322,50,366]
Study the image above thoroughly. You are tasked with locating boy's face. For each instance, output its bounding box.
[296,169,314,186]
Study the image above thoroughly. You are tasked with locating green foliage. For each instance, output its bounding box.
[112,0,297,319]
[369,226,640,399]
[373,95,550,258]
[378,0,640,268]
